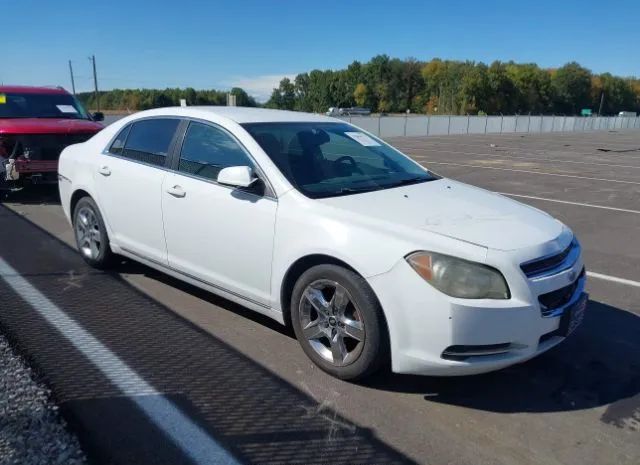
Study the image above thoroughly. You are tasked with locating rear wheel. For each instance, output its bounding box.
[291,264,388,380]
[73,197,114,268]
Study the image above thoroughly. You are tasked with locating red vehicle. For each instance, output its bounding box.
[0,85,104,189]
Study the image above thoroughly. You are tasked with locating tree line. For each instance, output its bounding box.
[77,87,257,111]
[266,56,640,115]
[76,56,640,116]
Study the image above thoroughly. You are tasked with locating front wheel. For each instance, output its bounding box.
[73,196,114,268]
[291,264,388,380]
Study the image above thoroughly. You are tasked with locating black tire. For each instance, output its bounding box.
[72,196,114,269]
[291,264,388,380]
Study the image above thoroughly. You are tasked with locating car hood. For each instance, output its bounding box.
[0,118,103,135]
[317,179,564,251]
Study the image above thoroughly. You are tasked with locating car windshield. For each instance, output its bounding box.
[243,122,438,198]
[0,92,91,120]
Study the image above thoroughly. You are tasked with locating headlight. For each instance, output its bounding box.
[406,251,510,299]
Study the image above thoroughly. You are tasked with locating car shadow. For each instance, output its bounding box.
[365,299,640,421]
[109,257,293,338]
[0,184,61,205]
[113,255,640,423]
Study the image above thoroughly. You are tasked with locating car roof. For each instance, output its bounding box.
[135,106,340,124]
[0,85,69,95]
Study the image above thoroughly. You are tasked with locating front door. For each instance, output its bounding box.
[161,121,277,306]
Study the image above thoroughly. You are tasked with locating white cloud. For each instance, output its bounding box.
[223,73,296,102]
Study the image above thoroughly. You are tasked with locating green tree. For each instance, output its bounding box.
[266,78,296,110]
[230,87,257,107]
[353,83,368,107]
[75,57,640,116]
[506,63,552,113]
[551,62,592,114]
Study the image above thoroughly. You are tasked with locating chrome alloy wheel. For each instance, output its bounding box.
[75,206,103,260]
[298,279,365,366]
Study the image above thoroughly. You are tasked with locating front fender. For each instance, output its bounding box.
[269,193,487,313]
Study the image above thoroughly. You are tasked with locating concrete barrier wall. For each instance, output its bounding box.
[103,112,640,138]
[340,114,640,137]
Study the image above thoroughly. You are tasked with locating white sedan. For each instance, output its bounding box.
[58,107,587,380]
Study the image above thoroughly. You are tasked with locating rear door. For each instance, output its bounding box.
[94,118,181,264]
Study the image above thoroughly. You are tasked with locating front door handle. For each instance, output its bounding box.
[98,166,111,176]
[166,185,186,198]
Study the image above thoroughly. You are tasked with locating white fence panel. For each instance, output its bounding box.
[336,113,637,137]
[485,116,502,133]
[514,115,529,133]
[428,116,450,135]
[406,116,429,136]
[528,116,543,133]
[380,116,405,137]
[501,116,517,133]
[551,117,563,131]
[449,116,468,134]
[468,116,487,134]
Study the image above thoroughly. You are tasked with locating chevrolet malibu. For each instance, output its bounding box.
[58,107,587,380]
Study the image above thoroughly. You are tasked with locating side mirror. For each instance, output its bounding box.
[92,112,105,122]
[217,166,258,188]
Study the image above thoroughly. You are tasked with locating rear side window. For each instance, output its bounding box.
[109,124,131,155]
[122,118,180,167]
[178,122,253,181]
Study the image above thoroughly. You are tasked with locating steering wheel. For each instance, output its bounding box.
[334,155,362,174]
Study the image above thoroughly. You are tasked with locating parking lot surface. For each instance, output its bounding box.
[1,129,639,465]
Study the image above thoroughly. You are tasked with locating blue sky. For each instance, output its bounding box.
[3,0,639,101]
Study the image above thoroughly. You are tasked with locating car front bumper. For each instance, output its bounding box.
[15,159,58,174]
[367,250,586,376]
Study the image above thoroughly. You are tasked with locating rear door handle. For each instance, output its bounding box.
[166,185,186,198]
[98,166,111,176]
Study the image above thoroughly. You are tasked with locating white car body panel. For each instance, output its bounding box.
[318,179,563,251]
[161,171,277,307]
[93,152,168,264]
[58,106,586,376]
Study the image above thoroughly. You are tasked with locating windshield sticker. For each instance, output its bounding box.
[56,104,78,113]
[0,94,6,104]
[344,131,381,146]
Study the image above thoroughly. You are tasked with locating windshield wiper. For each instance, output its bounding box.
[336,186,380,195]
[388,176,431,188]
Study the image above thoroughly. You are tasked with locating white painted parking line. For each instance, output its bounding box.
[497,193,640,214]
[395,139,640,154]
[587,271,640,288]
[420,161,640,185]
[0,256,239,465]
[400,147,640,169]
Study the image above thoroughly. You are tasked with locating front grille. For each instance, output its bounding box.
[10,133,93,161]
[520,240,576,277]
[539,329,560,345]
[538,268,585,316]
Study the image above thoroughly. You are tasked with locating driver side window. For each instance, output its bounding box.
[178,121,253,181]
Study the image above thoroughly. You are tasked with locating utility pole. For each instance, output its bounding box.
[598,91,605,116]
[68,60,76,95]
[89,55,100,111]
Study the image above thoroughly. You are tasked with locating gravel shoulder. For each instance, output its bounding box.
[0,333,86,465]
